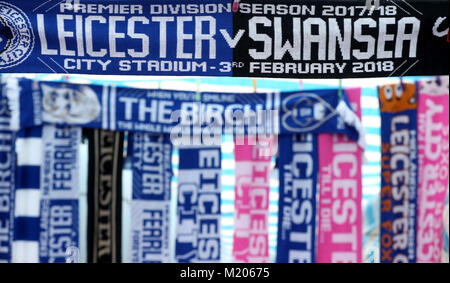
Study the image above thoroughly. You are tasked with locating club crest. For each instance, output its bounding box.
[0,2,34,69]
[282,93,338,133]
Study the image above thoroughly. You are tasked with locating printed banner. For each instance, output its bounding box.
[277,134,317,263]
[0,0,448,78]
[130,133,172,263]
[379,82,418,263]
[417,77,449,263]
[317,88,363,263]
[233,136,273,263]
[87,129,124,263]
[176,145,221,263]
[0,78,15,263]
[39,125,80,263]
[232,0,449,78]
[7,78,365,147]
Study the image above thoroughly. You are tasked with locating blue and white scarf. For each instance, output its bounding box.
[13,126,42,263]
[7,78,365,147]
[176,145,222,263]
[0,77,16,263]
[276,134,318,263]
[39,125,81,263]
[130,133,172,263]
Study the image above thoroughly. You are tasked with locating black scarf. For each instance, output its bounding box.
[86,129,124,263]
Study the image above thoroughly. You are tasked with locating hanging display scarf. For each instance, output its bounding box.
[317,88,363,263]
[0,0,448,78]
[276,133,317,263]
[0,78,15,263]
[39,125,81,263]
[233,136,274,263]
[10,79,42,263]
[13,126,42,263]
[130,133,173,263]
[176,145,222,263]
[379,82,418,263]
[86,129,124,263]
[7,78,365,148]
[416,77,449,263]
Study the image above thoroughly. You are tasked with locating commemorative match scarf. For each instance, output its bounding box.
[417,76,449,263]
[39,125,81,263]
[86,129,124,263]
[379,82,418,263]
[130,133,172,263]
[276,133,317,263]
[176,145,222,263]
[7,78,365,147]
[0,0,448,78]
[317,88,363,263]
[233,136,274,263]
[0,77,15,263]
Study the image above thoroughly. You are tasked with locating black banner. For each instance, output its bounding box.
[233,0,449,78]
[87,129,124,263]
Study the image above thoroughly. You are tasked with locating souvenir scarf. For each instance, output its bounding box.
[233,136,274,263]
[176,145,221,263]
[7,78,365,147]
[86,129,124,263]
[130,133,172,263]
[379,82,418,263]
[417,76,449,263]
[317,88,363,263]
[0,77,15,263]
[39,125,81,263]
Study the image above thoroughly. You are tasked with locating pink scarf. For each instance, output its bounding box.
[417,77,449,263]
[233,136,274,263]
[317,88,363,263]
